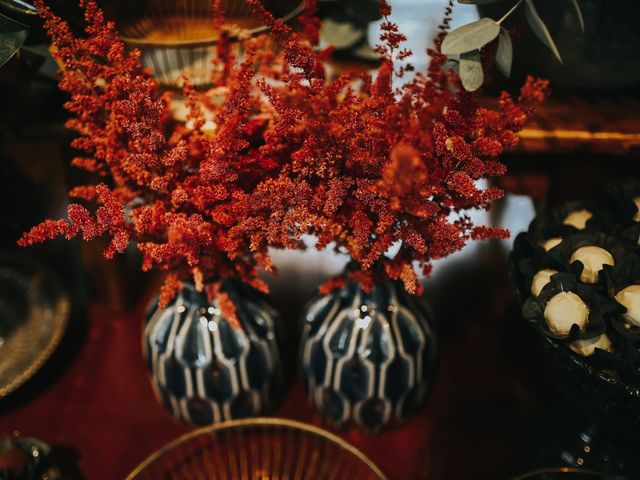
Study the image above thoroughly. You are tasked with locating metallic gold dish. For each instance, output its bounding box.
[510,467,611,479]
[127,417,388,480]
[108,0,304,87]
[0,252,69,398]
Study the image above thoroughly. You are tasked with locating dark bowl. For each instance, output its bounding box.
[510,467,614,479]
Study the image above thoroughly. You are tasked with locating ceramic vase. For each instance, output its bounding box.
[300,279,437,430]
[143,281,283,426]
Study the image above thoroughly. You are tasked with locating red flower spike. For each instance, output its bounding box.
[215,289,241,330]
[21,0,547,305]
[244,0,548,292]
[22,0,307,306]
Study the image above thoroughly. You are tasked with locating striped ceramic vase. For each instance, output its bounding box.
[300,279,437,431]
[143,281,283,426]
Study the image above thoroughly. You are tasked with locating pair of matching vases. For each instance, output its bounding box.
[143,273,438,431]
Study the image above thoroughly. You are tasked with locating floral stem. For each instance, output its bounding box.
[498,0,524,25]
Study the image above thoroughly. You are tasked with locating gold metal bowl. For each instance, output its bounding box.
[509,468,608,479]
[0,253,69,398]
[127,417,388,480]
[109,0,304,87]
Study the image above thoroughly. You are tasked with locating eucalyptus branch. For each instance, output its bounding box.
[443,0,583,90]
[497,0,525,25]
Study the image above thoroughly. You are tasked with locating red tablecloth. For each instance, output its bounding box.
[0,268,550,480]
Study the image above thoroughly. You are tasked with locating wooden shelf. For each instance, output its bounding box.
[496,93,640,156]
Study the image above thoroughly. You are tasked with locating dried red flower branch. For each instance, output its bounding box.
[234,0,549,294]
[21,0,547,307]
[19,0,302,308]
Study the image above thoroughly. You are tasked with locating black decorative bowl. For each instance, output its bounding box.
[509,237,640,476]
[542,334,640,427]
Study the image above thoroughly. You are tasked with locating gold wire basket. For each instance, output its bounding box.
[127,418,388,480]
[110,0,304,87]
[0,252,69,398]
[509,468,608,479]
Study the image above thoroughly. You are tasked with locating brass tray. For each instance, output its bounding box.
[116,0,305,48]
[127,417,388,480]
[0,253,69,398]
[510,468,610,479]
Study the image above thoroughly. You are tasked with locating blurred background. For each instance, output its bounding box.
[0,1,639,479]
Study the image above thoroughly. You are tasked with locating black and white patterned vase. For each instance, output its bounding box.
[143,281,283,426]
[300,279,437,431]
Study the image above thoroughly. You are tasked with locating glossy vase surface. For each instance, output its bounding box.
[300,279,437,430]
[143,281,283,426]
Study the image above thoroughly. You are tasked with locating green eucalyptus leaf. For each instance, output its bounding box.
[570,0,584,32]
[524,0,563,64]
[495,27,512,78]
[0,13,28,68]
[459,50,484,92]
[441,18,500,55]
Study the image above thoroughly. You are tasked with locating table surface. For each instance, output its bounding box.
[2,2,636,478]
[0,242,556,480]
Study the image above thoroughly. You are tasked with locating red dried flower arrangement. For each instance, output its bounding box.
[20,0,548,311]
[18,0,311,313]
[230,0,549,294]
